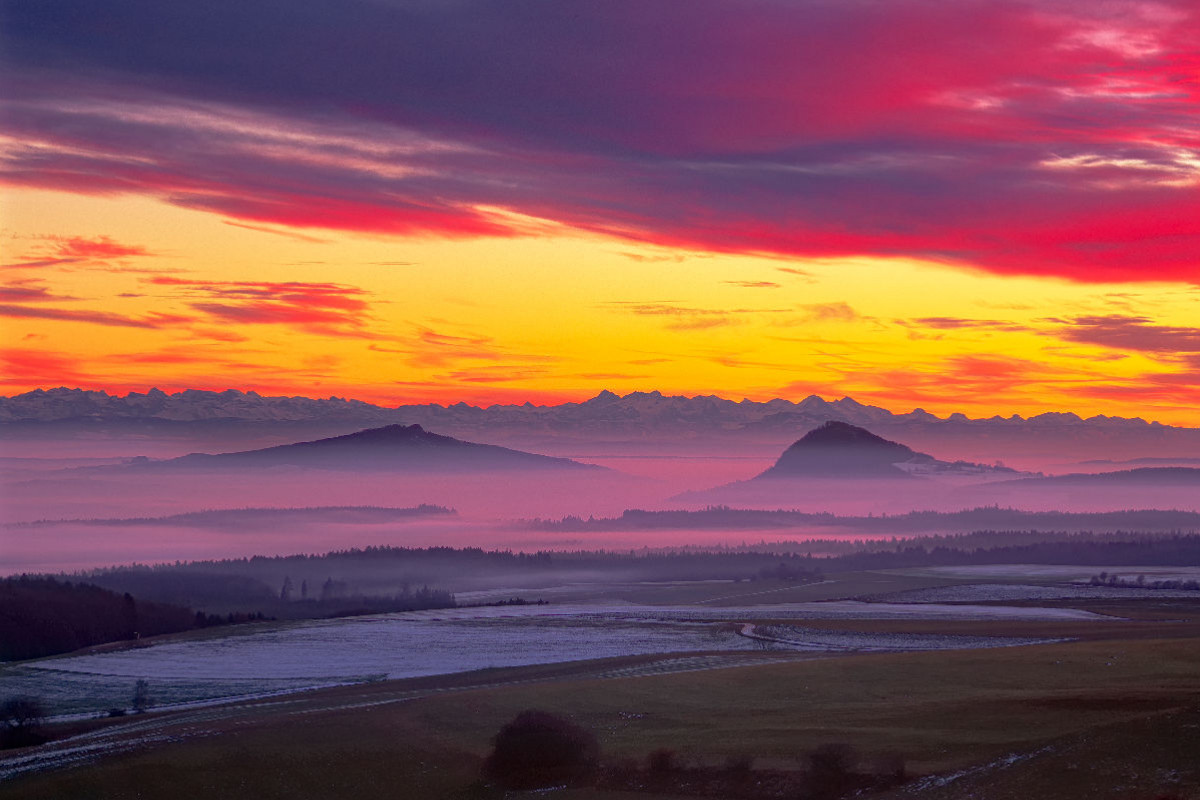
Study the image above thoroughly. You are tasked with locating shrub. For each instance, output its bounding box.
[874,751,907,783]
[647,747,678,773]
[483,709,599,789]
[804,742,858,799]
[724,752,755,782]
[1,696,47,749]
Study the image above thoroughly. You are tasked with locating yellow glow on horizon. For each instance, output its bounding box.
[2,187,1198,425]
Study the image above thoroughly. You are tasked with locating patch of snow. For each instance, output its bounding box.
[895,564,1200,583]
[2,602,1106,718]
[880,583,1199,603]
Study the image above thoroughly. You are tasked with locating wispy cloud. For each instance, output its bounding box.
[383,326,557,369]
[438,365,552,384]
[221,220,329,243]
[1053,314,1200,356]
[904,316,1031,332]
[0,303,186,328]
[50,235,153,260]
[604,300,791,331]
[723,280,781,289]
[3,235,155,271]
[146,276,378,338]
[0,283,77,303]
[799,302,862,323]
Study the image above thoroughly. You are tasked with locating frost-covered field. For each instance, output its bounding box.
[2,602,1103,717]
[710,601,1104,621]
[893,564,1200,583]
[2,610,750,717]
[749,624,1053,652]
[881,583,1200,603]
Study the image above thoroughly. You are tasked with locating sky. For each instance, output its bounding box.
[1,0,1199,422]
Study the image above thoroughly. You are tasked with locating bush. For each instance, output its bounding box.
[873,751,907,783]
[1,696,47,749]
[804,742,858,799]
[647,747,677,773]
[483,709,599,789]
[724,752,754,782]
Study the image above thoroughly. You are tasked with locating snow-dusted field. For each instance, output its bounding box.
[893,564,1200,583]
[2,602,1103,717]
[721,600,1104,621]
[881,583,1200,603]
[2,610,751,717]
[748,624,1053,652]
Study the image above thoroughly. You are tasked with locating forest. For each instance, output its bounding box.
[532,506,1200,534]
[0,576,199,661]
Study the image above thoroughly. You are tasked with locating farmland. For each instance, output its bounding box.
[2,570,1199,799]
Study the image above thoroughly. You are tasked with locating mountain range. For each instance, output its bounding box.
[0,386,1173,430]
[4,387,1198,464]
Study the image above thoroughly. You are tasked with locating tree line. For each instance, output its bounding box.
[531,506,1200,534]
[1,576,201,661]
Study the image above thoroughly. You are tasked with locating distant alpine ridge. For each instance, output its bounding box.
[7,387,1200,466]
[0,386,1177,430]
[0,387,397,425]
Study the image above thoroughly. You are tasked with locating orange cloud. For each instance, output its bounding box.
[0,348,93,386]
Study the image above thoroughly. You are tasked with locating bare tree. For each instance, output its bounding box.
[1,696,47,748]
[132,680,151,714]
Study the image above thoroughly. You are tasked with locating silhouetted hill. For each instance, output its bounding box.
[136,425,603,472]
[757,421,920,479]
[673,424,1024,511]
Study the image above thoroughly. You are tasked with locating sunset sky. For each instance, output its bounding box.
[2,0,1199,422]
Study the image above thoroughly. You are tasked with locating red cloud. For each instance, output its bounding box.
[52,235,152,260]
[146,276,377,337]
[3,235,154,270]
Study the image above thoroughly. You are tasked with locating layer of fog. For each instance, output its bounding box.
[4,430,1200,575]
